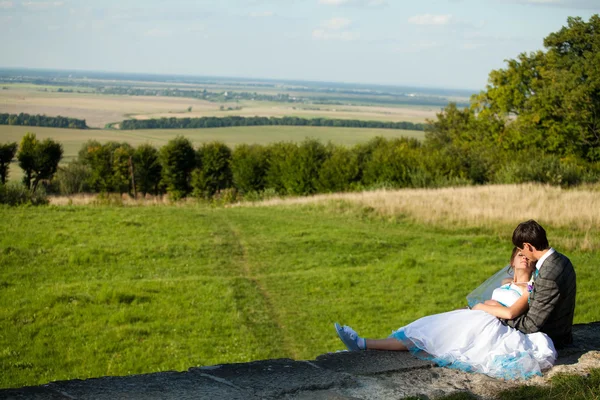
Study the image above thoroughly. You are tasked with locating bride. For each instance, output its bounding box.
[334,247,557,379]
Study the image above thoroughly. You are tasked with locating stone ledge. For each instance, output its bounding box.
[2,322,600,400]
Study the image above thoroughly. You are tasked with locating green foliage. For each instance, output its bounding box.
[0,181,48,205]
[159,136,196,200]
[132,144,162,196]
[493,153,588,187]
[53,161,92,195]
[0,113,87,129]
[264,142,297,194]
[120,115,426,131]
[361,137,421,188]
[279,138,328,196]
[192,141,233,198]
[78,141,131,193]
[231,144,268,194]
[472,15,600,162]
[111,144,134,194]
[0,142,18,184]
[17,132,37,189]
[16,133,63,192]
[317,145,360,192]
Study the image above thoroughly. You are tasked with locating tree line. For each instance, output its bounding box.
[120,116,426,131]
[0,113,88,129]
[2,130,598,206]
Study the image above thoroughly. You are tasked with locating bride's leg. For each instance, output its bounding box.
[365,338,407,351]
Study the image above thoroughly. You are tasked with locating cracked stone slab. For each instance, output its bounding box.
[286,389,362,399]
[314,350,434,376]
[190,358,357,398]
[2,371,256,400]
[0,386,72,400]
[553,322,600,366]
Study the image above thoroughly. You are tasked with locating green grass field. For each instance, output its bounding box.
[1,202,598,389]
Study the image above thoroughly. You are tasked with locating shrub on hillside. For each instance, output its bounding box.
[0,182,48,206]
[17,133,63,193]
[192,141,233,198]
[231,144,268,194]
[278,138,328,196]
[361,138,421,188]
[160,136,196,200]
[54,161,92,195]
[317,145,360,192]
[0,142,18,185]
[264,142,297,195]
[78,141,131,193]
[493,154,586,187]
[133,144,162,196]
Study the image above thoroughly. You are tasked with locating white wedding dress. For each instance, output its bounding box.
[391,283,557,379]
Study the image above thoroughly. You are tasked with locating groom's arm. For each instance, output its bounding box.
[504,274,560,333]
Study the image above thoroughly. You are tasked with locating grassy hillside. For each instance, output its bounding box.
[1,193,598,388]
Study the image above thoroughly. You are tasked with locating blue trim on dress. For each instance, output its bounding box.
[390,329,542,380]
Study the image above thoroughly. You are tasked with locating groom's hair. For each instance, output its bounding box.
[512,220,549,250]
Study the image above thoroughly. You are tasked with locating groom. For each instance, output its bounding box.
[504,220,576,348]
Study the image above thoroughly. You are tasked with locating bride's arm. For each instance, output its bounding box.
[471,292,529,319]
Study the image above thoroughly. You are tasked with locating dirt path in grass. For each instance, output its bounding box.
[215,213,299,359]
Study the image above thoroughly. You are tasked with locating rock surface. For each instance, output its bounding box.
[2,322,600,400]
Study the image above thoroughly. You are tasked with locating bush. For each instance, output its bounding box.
[0,182,48,206]
[231,144,268,194]
[133,144,162,196]
[493,154,586,186]
[279,138,328,196]
[192,141,233,198]
[0,142,18,185]
[17,133,63,192]
[317,145,360,192]
[264,142,297,195]
[159,136,196,200]
[78,141,129,193]
[53,161,92,195]
[361,138,420,188]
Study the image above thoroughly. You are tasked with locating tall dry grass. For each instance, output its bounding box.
[48,193,181,206]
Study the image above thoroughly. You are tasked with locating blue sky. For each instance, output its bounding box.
[0,0,597,90]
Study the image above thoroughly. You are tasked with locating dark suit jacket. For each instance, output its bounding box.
[504,250,576,348]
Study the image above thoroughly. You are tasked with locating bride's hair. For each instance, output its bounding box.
[507,246,519,277]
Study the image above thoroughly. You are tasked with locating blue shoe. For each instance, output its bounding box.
[335,322,362,351]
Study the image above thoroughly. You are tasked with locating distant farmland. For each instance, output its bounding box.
[0,86,438,128]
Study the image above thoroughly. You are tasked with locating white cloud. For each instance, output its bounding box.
[312,29,359,41]
[395,40,441,53]
[322,17,351,30]
[187,25,205,33]
[21,1,65,10]
[462,41,484,50]
[318,0,388,7]
[21,1,64,10]
[249,11,275,17]
[408,14,454,25]
[0,1,14,9]
[313,17,358,41]
[145,28,172,38]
